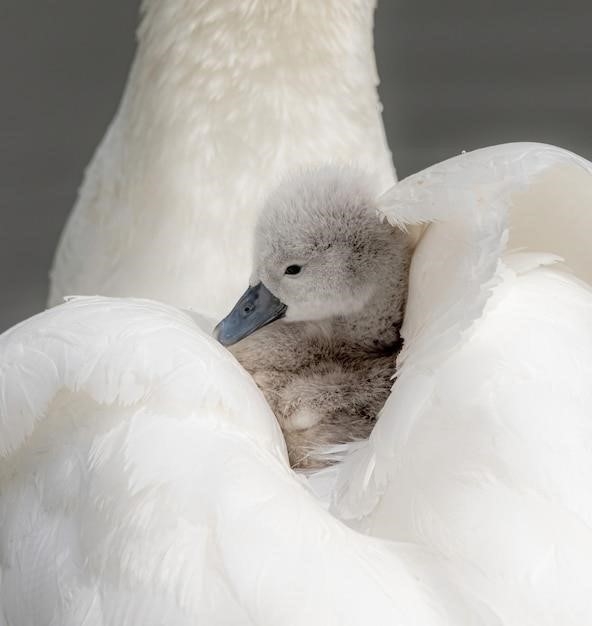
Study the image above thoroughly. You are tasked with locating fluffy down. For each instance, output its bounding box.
[222,166,411,469]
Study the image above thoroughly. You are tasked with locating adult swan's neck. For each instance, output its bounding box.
[49,0,395,318]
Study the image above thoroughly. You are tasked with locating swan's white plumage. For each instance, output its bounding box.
[330,143,592,625]
[1,298,501,625]
[48,0,394,319]
[2,143,592,624]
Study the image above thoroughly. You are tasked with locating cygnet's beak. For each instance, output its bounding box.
[214,282,287,346]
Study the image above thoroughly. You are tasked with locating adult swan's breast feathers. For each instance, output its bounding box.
[2,143,592,625]
[48,0,395,320]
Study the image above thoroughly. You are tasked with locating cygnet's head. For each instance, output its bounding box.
[215,166,409,346]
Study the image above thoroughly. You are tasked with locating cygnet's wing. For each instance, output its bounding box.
[0,296,502,625]
[330,143,592,625]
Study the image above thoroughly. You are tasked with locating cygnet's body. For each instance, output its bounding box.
[215,168,411,469]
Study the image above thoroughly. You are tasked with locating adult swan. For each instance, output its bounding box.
[2,143,592,625]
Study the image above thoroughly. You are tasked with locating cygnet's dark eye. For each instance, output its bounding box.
[285,264,302,276]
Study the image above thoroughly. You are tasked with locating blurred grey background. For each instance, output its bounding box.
[1,1,591,332]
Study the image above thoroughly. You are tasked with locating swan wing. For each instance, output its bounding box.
[332,143,592,625]
[0,297,500,625]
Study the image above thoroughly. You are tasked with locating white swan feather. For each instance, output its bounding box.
[2,143,592,624]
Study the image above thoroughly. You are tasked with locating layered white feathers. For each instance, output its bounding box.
[0,298,499,626]
[331,143,592,625]
[2,143,592,624]
[48,0,394,319]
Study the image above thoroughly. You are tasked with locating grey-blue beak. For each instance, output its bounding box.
[214,282,287,346]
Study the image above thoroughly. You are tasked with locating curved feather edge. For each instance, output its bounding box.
[333,142,592,518]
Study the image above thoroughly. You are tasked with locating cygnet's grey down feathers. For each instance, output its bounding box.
[223,166,411,469]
